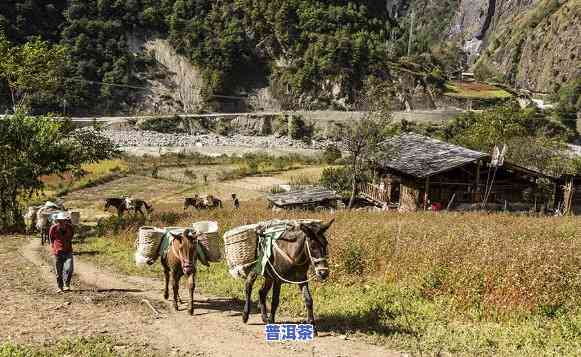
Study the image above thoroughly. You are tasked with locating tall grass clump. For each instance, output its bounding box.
[86,203,581,316]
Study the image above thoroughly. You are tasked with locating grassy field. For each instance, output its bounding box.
[444,81,513,100]
[36,155,580,355]
[75,202,581,356]
[39,159,129,199]
[0,337,159,357]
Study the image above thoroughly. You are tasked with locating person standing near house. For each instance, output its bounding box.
[49,212,74,292]
[232,193,240,209]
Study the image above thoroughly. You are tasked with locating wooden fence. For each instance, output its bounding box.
[359,183,390,204]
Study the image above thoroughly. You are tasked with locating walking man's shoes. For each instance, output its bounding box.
[56,288,64,293]
[63,286,71,292]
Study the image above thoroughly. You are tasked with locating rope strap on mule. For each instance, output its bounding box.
[266,259,318,285]
[264,231,328,285]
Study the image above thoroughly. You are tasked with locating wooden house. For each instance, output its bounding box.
[361,133,557,212]
[266,187,341,211]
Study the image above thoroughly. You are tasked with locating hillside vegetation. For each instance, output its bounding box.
[0,0,578,115]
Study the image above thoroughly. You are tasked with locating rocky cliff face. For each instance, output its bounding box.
[449,0,579,93]
[481,0,580,92]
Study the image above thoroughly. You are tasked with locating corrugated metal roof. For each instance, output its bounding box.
[376,133,488,178]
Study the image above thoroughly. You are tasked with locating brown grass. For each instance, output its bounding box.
[94,201,581,316]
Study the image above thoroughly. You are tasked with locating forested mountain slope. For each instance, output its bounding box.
[0,0,578,115]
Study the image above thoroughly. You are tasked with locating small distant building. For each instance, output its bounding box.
[266,187,341,211]
[361,133,558,212]
[461,72,475,81]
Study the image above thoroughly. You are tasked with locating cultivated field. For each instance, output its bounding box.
[6,156,581,356]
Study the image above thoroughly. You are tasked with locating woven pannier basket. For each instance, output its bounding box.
[223,224,259,279]
[135,226,165,266]
[192,221,221,262]
[69,211,81,226]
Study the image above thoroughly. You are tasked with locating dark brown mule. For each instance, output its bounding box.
[184,195,222,210]
[104,198,153,217]
[204,195,223,209]
[242,219,334,335]
[161,229,198,315]
[184,196,203,210]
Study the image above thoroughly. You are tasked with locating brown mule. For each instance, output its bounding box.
[104,198,153,217]
[184,195,223,210]
[161,229,198,315]
[242,219,334,335]
[184,196,203,210]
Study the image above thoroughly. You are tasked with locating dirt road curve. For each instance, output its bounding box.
[1,236,403,357]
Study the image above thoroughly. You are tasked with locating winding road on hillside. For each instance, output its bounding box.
[69,109,464,127]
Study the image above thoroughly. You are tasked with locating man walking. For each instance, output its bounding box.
[49,212,74,292]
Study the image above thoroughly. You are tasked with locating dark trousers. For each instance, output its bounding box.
[54,251,74,289]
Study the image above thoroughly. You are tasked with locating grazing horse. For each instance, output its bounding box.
[184,195,222,210]
[161,229,198,315]
[204,195,223,209]
[104,198,153,217]
[184,196,203,210]
[242,219,333,335]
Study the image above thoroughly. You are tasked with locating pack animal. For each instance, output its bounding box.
[161,229,198,315]
[184,195,222,210]
[104,198,153,217]
[184,196,203,210]
[242,219,333,335]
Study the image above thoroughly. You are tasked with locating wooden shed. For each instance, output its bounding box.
[362,133,557,212]
[266,187,341,211]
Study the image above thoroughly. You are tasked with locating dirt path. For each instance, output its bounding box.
[13,237,403,357]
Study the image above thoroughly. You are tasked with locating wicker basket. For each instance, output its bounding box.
[223,224,259,278]
[69,211,81,226]
[192,221,221,263]
[36,208,60,230]
[135,226,165,266]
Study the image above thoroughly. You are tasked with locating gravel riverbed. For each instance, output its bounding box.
[99,129,332,151]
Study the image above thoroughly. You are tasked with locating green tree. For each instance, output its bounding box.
[0,32,66,112]
[342,80,394,208]
[0,112,119,231]
[553,78,581,134]
[441,104,579,176]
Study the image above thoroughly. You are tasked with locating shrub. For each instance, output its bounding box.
[320,167,352,197]
[137,116,185,133]
[288,114,315,142]
[273,115,288,136]
[322,144,342,163]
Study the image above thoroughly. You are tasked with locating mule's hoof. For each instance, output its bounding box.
[261,314,268,324]
[163,293,169,300]
[242,313,249,324]
[189,309,194,316]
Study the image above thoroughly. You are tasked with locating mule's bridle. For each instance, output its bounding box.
[304,237,329,274]
[171,237,196,273]
[268,230,329,284]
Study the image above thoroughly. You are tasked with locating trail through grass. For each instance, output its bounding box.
[74,204,581,356]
